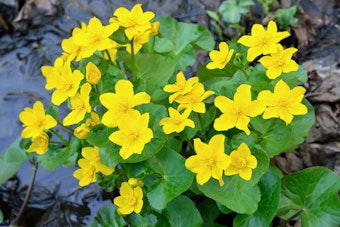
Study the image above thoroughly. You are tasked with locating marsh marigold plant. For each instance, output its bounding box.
[9,4,330,226]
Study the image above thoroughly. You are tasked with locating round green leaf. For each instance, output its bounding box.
[278,167,340,227]
[146,147,194,210]
[234,170,281,226]
[164,195,203,227]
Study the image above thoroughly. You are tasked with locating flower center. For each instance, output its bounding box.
[207,158,215,167]
[129,132,139,141]
[119,103,130,113]
[237,158,247,168]
[128,196,137,206]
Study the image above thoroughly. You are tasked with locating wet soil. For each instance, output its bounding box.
[0,0,339,226]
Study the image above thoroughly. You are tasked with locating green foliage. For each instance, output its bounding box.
[90,204,127,227]
[146,147,194,210]
[275,5,298,31]
[0,209,2,223]
[219,0,254,24]
[3,3,330,226]
[164,195,203,227]
[0,138,32,184]
[277,167,340,227]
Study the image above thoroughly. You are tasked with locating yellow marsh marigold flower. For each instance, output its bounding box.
[51,66,84,106]
[159,107,195,134]
[214,84,265,135]
[114,182,143,215]
[185,134,231,186]
[238,21,290,61]
[63,83,92,126]
[19,101,57,138]
[85,112,101,127]
[224,143,257,181]
[113,3,155,40]
[74,123,90,139]
[61,22,87,62]
[73,17,119,59]
[109,111,153,160]
[163,71,199,104]
[126,30,151,54]
[86,62,101,85]
[258,45,299,79]
[26,132,49,155]
[73,158,97,187]
[100,79,151,128]
[128,178,144,188]
[206,42,234,70]
[257,80,307,125]
[150,21,160,35]
[41,57,64,90]
[82,147,114,176]
[176,82,215,113]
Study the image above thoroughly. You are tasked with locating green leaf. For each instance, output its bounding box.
[153,37,174,53]
[219,0,253,24]
[87,124,115,147]
[276,5,298,31]
[147,147,194,210]
[251,117,291,157]
[37,137,80,170]
[125,213,158,227]
[278,167,340,227]
[90,204,126,227]
[156,16,214,70]
[164,195,203,227]
[45,106,59,120]
[234,170,281,227]
[0,137,33,184]
[196,198,222,225]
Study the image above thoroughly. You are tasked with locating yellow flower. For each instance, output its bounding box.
[26,132,49,155]
[238,21,290,61]
[100,79,151,128]
[113,3,155,40]
[126,30,151,54]
[176,82,215,113]
[257,80,307,124]
[214,84,265,135]
[74,123,90,139]
[61,23,86,62]
[128,178,144,188]
[86,62,101,84]
[206,42,234,70]
[73,158,97,187]
[163,71,199,104]
[82,147,114,176]
[63,83,92,126]
[73,17,119,59]
[258,45,299,79]
[159,108,195,134]
[224,143,257,181]
[41,57,64,90]
[51,66,84,106]
[150,21,160,35]
[109,111,153,160]
[185,134,231,186]
[85,112,101,127]
[19,101,57,138]
[114,182,143,215]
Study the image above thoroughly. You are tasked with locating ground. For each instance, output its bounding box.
[0,0,339,226]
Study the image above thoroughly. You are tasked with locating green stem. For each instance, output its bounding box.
[286,207,306,222]
[57,122,74,133]
[130,39,137,82]
[195,112,207,142]
[105,50,112,62]
[50,129,69,146]
[12,158,38,226]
